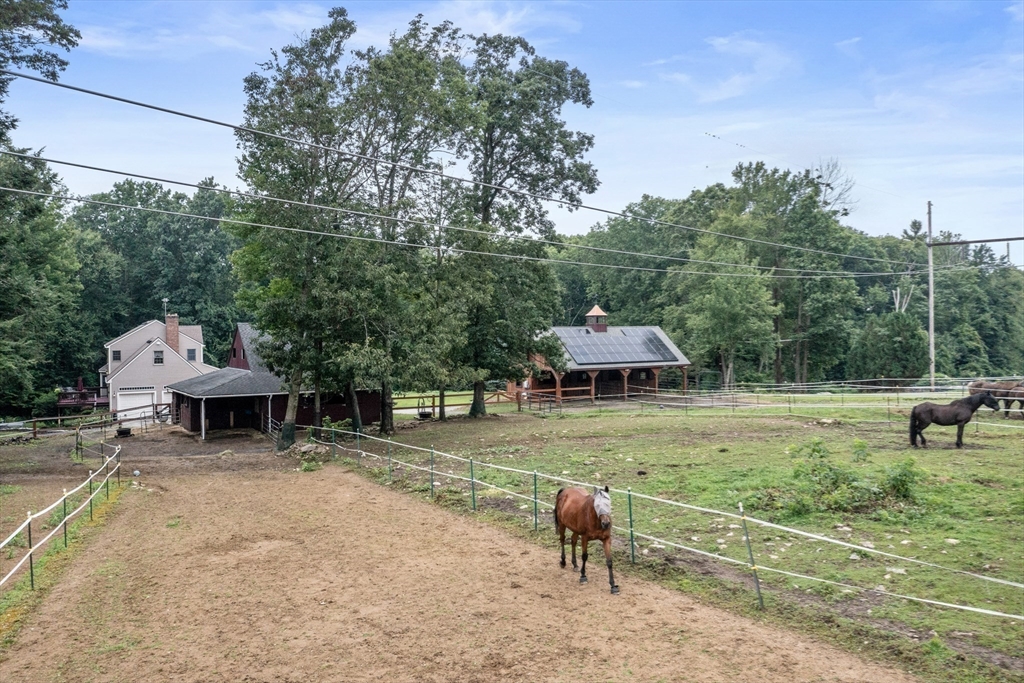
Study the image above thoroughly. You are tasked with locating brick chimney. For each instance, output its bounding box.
[585,305,608,333]
[165,313,180,354]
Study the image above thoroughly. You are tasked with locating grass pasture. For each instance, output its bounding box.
[335,399,1024,680]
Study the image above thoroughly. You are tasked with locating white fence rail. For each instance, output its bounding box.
[0,444,123,591]
[301,425,1023,622]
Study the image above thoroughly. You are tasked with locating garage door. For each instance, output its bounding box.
[116,391,156,420]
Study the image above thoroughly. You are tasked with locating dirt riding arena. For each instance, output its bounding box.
[1,429,916,682]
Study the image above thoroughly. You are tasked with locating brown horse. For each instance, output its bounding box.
[968,380,1024,418]
[554,486,619,594]
[910,391,1000,448]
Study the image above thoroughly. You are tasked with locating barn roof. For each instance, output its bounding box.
[586,305,607,317]
[166,367,287,398]
[236,322,271,374]
[550,326,689,370]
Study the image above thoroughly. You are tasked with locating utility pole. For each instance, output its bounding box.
[927,201,935,392]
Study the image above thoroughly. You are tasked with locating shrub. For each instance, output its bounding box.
[881,458,924,501]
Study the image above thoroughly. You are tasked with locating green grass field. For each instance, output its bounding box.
[326,399,1023,681]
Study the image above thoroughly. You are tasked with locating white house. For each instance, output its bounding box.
[98,314,219,418]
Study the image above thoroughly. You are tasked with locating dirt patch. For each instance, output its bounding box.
[0,430,919,683]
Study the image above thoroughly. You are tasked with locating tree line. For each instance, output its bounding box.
[1,4,1021,440]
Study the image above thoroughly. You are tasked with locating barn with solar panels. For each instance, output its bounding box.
[519,306,690,404]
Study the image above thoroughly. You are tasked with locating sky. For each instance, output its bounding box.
[8,0,1024,263]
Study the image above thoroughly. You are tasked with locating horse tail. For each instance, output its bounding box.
[553,488,565,529]
[909,408,918,446]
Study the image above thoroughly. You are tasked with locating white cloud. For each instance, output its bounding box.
[618,80,645,89]
[693,34,794,102]
[1008,2,1024,21]
[835,36,862,59]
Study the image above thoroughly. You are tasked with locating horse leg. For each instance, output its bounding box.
[579,536,589,584]
[603,537,619,594]
[570,532,579,572]
[558,523,567,568]
[956,422,965,448]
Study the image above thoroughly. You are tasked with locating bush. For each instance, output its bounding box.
[881,458,924,501]
[31,390,59,418]
[746,440,924,518]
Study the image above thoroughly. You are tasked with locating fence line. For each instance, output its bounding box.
[0,444,123,590]
[298,425,1023,620]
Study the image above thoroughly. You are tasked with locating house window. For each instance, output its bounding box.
[154,350,164,365]
[187,349,196,361]
[232,348,237,358]
[112,350,121,361]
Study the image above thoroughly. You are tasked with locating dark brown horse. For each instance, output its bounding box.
[910,391,1000,448]
[969,380,1024,418]
[554,486,619,594]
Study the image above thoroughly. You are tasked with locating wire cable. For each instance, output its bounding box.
[2,184,972,280]
[2,69,924,267]
[2,149,950,279]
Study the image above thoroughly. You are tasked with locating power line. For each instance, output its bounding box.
[2,69,921,268]
[1,149,942,278]
[2,184,962,280]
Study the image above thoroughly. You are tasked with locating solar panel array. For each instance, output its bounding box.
[553,327,681,366]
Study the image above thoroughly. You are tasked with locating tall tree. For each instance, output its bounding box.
[662,230,778,388]
[0,0,80,141]
[0,150,83,413]
[232,7,363,448]
[459,34,599,415]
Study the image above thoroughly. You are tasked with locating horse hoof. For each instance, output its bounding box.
[611,585,620,594]
[579,576,588,584]
[559,560,566,568]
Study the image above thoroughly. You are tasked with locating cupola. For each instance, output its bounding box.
[585,305,608,333]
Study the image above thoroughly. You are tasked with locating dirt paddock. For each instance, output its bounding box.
[1,430,916,682]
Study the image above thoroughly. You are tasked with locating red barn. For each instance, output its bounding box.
[168,323,380,439]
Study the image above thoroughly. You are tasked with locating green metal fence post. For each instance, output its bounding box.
[27,512,34,590]
[356,431,361,455]
[470,458,476,511]
[533,471,539,531]
[104,460,110,500]
[62,490,68,548]
[739,502,764,610]
[332,430,337,459]
[387,438,392,483]
[628,488,636,564]
[88,472,93,521]
[430,446,435,499]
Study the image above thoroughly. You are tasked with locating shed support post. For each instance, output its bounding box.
[620,369,631,400]
[553,371,564,406]
[651,367,662,396]
[683,367,689,396]
[588,371,599,404]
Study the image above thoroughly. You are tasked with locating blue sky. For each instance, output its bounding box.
[9,1,1024,262]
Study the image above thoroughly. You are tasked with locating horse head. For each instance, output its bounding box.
[981,391,1001,411]
[593,485,612,531]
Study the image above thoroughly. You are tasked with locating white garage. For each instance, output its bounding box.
[115,388,157,420]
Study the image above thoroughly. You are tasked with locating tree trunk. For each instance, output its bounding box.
[469,379,487,417]
[439,386,446,421]
[773,287,783,385]
[379,380,394,435]
[346,380,362,434]
[277,368,302,450]
[313,375,321,439]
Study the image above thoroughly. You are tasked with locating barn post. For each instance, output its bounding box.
[588,371,598,404]
[620,369,631,400]
[651,367,661,396]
